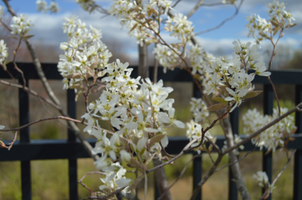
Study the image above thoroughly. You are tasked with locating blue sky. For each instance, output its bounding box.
[1,0,301,63]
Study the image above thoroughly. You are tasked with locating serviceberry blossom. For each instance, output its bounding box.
[58,16,109,92]
[0,40,8,63]
[190,97,209,123]
[246,0,295,45]
[48,2,60,14]
[253,171,276,193]
[204,40,271,112]
[75,0,97,12]
[36,0,47,13]
[243,107,296,152]
[186,120,213,151]
[10,14,33,36]
[165,13,194,43]
[152,44,179,73]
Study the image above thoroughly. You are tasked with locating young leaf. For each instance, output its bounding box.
[149,134,165,146]
[244,90,262,100]
[212,97,228,105]
[207,103,228,111]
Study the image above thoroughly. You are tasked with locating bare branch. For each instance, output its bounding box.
[186,0,204,19]
[195,0,244,35]
[224,102,302,155]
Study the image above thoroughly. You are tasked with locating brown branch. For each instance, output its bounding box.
[267,76,280,116]
[79,171,105,193]
[158,154,202,200]
[0,80,61,110]
[190,154,224,200]
[195,0,244,35]
[259,149,296,200]
[186,0,204,19]
[223,102,302,155]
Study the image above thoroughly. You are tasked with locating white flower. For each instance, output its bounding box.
[0,40,8,63]
[253,171,269,187]
[10,14,33,36]
[36,0,47,13]
[48,2,60,14]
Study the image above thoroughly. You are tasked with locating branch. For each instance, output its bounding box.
[259,149,296,200]
[223,102,302,155]
[220,112,251,200]
[186,0,204,19]
[195,0,244,35]
[190,154,224,200]
[0,80,61,110]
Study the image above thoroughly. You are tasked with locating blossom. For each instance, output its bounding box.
[36,0,47,12]
[10,14,33,36]
[48,2,60,14]
[253,171,269,187]
[0,40,8,63]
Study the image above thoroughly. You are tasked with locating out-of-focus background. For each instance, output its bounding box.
[0,0,300,199]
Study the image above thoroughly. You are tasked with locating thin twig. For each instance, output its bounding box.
[79,171,105,193]
[0,80,61,110]
[215,147,256,172]
[259,149,296,200]
[158,154,202,200]
[223,102,302,155]
[267,76,280,116]
[195,0,244,35]
[186,0,204,19]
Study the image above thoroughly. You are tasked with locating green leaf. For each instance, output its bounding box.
[244,90,262,100]
[129,23,138,33]
[23,34,35,40]
[212,97,228,105]
[207,103,228,111]
[149,134,165,146]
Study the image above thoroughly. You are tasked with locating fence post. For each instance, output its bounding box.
[263,84,273,200]
[67,89,78,199]
[19,78,31,200]
[229,107,239,200]
[294,85,302,200]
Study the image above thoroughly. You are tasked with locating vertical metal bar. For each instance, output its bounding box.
[229,107,239,200]
[294,85,302,200]
[192,84,203,200]
[67,89,78,200]
[19,79,31,200]
[262,84,273,200]
[193,154,202,200]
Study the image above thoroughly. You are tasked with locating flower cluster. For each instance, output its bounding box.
[243,107,296,152]
[190,97,209,123]
[10,14,33,36]
[253,171,276,192]
[246,0,295,45]
[188,44,212,75]
[58,15,109,92]
[165,13,194,43]
[0,40,8,63]
[152,44,179,73]
[36,0,60,13]
[75,0,98,13]
[204,40,270,112]
[76,32,184,193]
[186,120,213,149]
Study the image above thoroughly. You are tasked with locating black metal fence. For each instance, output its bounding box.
[0,63,302,200]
